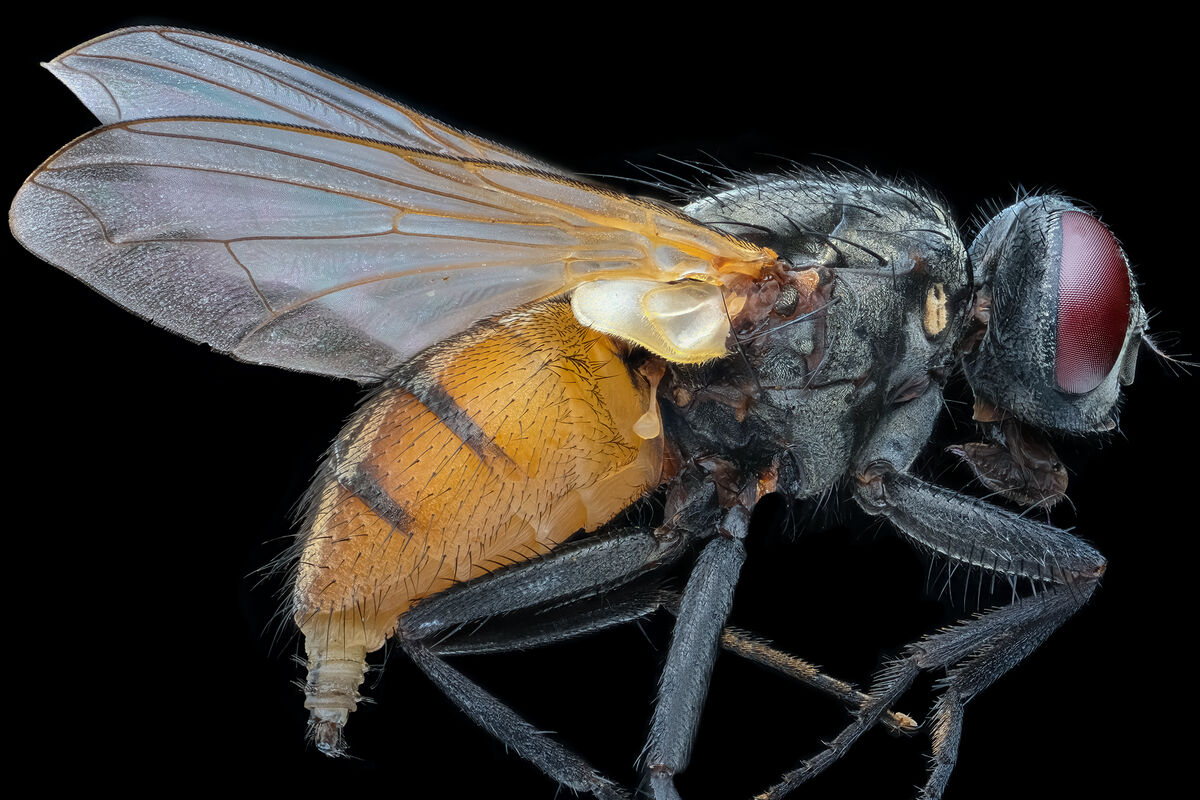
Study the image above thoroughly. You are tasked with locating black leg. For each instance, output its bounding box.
[384,483,723,798]
[643,511,749,800]
[399,526,687,642]
[404,640,631,800]
[388,523,697,798]
[433,582,917,734]
[433,583,918,734]
[394,476,920,799]
[755,463,1105,799]
[429,581,673,656]
[923,689,963,799]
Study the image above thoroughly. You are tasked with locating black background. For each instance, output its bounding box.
[8,10,1194,799]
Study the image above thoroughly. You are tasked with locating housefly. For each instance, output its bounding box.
[10,25,1182,800]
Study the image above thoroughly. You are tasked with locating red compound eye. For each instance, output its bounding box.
[1055,211,1131,393]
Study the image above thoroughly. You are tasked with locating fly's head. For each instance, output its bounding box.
[961,196,1146,435]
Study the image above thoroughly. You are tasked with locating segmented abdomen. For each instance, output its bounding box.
[292,298,665,748]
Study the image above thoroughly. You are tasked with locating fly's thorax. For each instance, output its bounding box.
[672,171,971,497]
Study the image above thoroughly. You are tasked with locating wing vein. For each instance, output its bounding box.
[116,123,556,219]
[51,61,124,119]
[161,28,495,158]
[223,241,275,315]
[239,253,571,333]
[74,50,338,131]
[159,30,387,133]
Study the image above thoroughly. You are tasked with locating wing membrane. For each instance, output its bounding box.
[12,117,773,380]
[45,26,547,168]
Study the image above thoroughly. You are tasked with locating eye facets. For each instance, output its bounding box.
[1055,211,1131,394]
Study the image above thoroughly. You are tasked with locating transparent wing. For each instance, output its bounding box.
[44,26,548,168]
[12,117,774,381]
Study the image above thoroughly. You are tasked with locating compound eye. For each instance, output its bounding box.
[1055,210,1131,393]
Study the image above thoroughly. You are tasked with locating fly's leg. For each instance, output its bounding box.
[717,626,917,736]
[862,466,1104,800]
[402,641,630,800]
[643,506,750,800]
[391,524,691,799]
[755,463,1104,800]
[435,585,916,736]
[390,479,719,798]
[398,524,687,642]
[429,580,675,657]
[404,523,747,800]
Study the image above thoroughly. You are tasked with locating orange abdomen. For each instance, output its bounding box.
[294,299,664,741]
